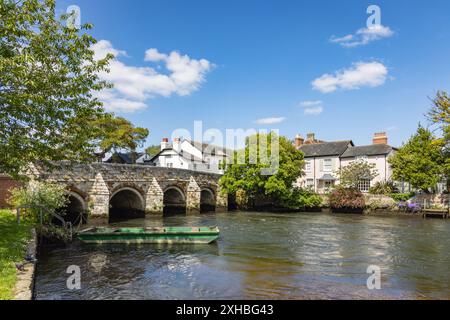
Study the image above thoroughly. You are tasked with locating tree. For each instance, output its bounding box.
[0,0,112,178]
[145,145,161,156]
[220,133,304,208]
[427,91,450,190]
[91,114,149,160]
[8,180,68,223]
[338,161,378,189]
[388,126,444,192]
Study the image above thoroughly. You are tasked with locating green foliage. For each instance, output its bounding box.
[328,187,365,210]
[0,0,113,178]
[8,181,68,224]
[279,187,322,209]
[369,180,399,195]
[91,114,149,159]
[428,91,450,190]
[338,161,378,188]
[389,126,444,192]
[145,145,161,156]
[220,133,305,207]
[390,193,415,202]
[0,210,32,300]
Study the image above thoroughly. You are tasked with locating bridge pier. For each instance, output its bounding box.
[89,173,110,218]
[186,176,201,215]
[216,185,228,213]
[145,177,164,215]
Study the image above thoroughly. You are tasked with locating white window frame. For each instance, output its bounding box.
[358,179,371,192]
[323,159,332,172]
[306,179,314,189]
[305,160,312,172]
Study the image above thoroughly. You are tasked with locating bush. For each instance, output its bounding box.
[390,192,415,202]
[329,187,365,212]
[279,188,322,209]
[8,181,68,224]
[369,181,399,195]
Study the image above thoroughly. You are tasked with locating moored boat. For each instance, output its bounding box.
[76,226,220,244]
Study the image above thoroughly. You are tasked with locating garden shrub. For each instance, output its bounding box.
[369,180,399,195]
[390,192,415,202]
[329,187,365,212]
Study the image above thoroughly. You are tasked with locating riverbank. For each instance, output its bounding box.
[0,210,34,300]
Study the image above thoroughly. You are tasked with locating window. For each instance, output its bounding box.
[306,179,314,189]
[206,164,211,170]
[305,160,312,172]
[167,163,173,168]
[193,164,197,170]
[324,181,335,190]
[323,159,332,172]
[358,179,371,192]
[356,156,368,162]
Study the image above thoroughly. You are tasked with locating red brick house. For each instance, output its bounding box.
[0,174,22,208]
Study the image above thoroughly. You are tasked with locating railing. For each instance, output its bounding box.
[16,205,73,241]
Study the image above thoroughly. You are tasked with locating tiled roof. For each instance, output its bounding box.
[298,141,353,157]
[186,140,232,156]
[341,144,396,158]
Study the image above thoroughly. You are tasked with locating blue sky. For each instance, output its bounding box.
[57,0,450,149]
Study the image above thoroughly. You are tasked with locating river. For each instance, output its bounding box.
[34,212,450,300]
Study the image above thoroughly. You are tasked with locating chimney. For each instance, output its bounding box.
[306,133,315,143]
[294,134,304,148]
[161,138,169,150]
[373,132,388,145]
[173,137,182,152]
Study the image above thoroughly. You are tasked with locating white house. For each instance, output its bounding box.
[295,132,397,194]
[150,138,230,174]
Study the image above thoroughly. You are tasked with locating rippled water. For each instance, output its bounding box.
[34,212,450,300]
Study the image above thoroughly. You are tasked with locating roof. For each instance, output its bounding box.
[104,152,144,164]
[186,140,232,157]
[149,148,205,163]
[318,174,337,181]
[341,144,396,158]
[298,141,353,157]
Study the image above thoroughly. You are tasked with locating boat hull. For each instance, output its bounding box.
[76,227,220,245]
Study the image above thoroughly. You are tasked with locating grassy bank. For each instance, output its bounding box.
[0,210,32,300]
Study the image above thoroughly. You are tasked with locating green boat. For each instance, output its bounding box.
[76,226,220,244]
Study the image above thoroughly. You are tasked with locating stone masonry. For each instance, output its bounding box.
[28,162,228,218]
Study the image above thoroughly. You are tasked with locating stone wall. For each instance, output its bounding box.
[29,162,227,218]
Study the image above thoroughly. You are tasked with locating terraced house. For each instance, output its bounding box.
[295,132,397,194]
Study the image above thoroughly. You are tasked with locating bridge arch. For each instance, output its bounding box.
[200,188,216,213]
[58,191,88,225]
[163,186,186,216]
[109,187,145,222]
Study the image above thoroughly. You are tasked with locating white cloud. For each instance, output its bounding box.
[254,117,286,125]
[91,40,213,113]
[312,61,388,93]
[299,100,322,107]
[330,25,394,48]
[299,101,324,115]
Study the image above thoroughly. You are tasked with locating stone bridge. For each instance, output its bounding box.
[29,163,228,222]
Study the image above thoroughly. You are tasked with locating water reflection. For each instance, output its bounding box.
[34,212,450,300]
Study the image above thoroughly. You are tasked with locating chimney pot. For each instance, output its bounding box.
[294,134,304,148]
[373,132,388,145]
